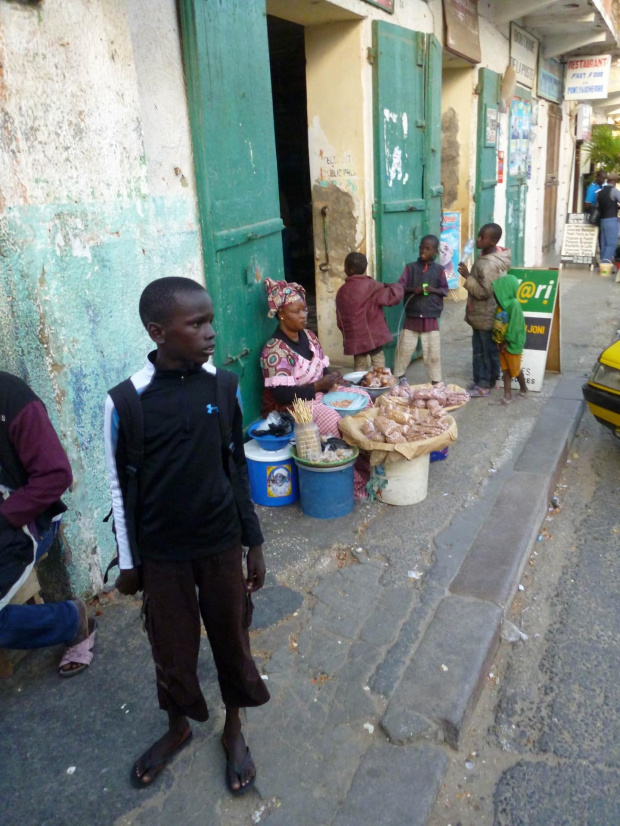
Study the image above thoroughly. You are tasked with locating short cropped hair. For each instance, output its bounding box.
[420,234,440,249]
[139,277,207,328]
[345,252,367,275]
[480,223,503,243]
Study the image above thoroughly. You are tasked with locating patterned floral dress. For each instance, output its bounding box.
[260,329,371,497]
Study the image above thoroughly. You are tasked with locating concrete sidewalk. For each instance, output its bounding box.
[0,269,618,826]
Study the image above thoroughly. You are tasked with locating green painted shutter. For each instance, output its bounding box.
[372,22,437,361]
[424,34,443,234]
[180,0,284,424]
[475,68,501,231]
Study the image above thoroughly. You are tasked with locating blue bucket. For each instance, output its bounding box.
[293,457,355,518]
[244,440,298,506]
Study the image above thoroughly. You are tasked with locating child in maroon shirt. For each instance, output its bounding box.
[336,252,403,371]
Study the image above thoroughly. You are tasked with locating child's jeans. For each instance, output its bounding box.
[0,521,79,651]
[353,348,385,372]
[472,329,500,388]
[394,329,441,382]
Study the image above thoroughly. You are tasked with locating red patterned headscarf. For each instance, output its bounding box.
[264,278,306,319]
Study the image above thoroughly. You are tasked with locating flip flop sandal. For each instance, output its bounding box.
[222,740,256,797]
[130,730,193,789]
[495,397,514,406]
[469,386,490,397]
[58,618,97,678]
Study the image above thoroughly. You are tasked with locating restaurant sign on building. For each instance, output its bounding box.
[538,56,564,104]
[510,23,539,91]
[565,55,611,100]
[443,0,481,64]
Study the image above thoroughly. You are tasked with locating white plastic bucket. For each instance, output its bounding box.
[372,453,430,506]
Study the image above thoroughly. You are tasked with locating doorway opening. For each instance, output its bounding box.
[267,16,316,329]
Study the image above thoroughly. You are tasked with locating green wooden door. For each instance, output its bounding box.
[372,22,442,363]
[424,34,444,235]
[505,88,532,267]
[179,0,284,425]
[475,68,501,231]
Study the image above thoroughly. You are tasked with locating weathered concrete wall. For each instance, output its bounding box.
[441,68,475,239]
[0,0,202,594]
[305,21,366,363]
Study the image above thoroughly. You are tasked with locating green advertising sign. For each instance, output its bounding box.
[509,268,559,314]
[507,268,560,391]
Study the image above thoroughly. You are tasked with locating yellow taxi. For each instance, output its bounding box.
[583,337,620,438]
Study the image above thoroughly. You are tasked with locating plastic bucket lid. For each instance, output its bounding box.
[244,439,292,463]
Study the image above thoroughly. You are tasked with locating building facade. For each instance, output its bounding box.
[0,0,617,592]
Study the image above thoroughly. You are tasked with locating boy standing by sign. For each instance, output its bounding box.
[458,223,511,397]
[492,274,527,405]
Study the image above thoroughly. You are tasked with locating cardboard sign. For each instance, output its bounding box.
[443,0,481,64]
[506,268,561,392]
[440,212,461,290]
[560,214,598,267]
[565,55,611,100]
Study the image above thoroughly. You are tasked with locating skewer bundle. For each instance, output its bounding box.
[291,397,321,460]
[290,397,314,424]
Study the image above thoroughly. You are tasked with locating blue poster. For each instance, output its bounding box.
[440,212,461,290]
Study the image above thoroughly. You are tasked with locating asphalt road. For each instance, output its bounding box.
[428,407,620,825]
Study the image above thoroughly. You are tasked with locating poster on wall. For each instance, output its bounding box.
[509,98,532,178]
[507,268,561,391]
[440,212,461,290]
[538,56,564,104]
[565,55,611,100]
[510,23,539,91]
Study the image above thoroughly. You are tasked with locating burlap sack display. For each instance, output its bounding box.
[375,383,469,414]
[338,408,458,466]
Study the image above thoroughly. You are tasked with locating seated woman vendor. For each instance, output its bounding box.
[260,278,370,437]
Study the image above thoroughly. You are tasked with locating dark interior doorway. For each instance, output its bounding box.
[267,16,316,322]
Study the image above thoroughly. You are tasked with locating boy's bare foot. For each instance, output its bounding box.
[497,397,514,405]
[221,731,256,794]
[131,724,193,787]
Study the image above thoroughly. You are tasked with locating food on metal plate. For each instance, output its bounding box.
[360,367,397,388]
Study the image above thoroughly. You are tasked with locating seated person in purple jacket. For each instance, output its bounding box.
[0,372,96,676]
[335,252,404,371]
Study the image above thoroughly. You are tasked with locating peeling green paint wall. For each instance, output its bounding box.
[0,195,201,594]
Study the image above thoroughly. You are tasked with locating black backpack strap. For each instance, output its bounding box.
[108,379,144,571]
[215,368,237,460]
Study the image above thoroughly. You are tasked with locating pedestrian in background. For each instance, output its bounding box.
[595,171,620,266]
[584,169,606,213]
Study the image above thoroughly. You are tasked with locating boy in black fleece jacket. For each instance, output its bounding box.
[394,235,448,385]
[104,277,269,795]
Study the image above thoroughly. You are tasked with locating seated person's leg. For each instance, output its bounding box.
[0,599,79,650]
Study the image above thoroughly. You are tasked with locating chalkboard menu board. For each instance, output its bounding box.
[560,214,598,268]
